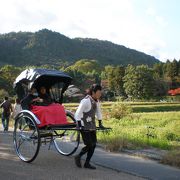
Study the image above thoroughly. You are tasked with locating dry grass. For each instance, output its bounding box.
[104,137,129,152]
[161,149,180,168]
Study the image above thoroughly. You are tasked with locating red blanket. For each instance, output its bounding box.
[31,103,67,127]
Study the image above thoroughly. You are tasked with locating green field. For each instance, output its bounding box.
[64,102,180,149]
[64,102,180,113]
[64,101,180,167]
[98,111,180,149]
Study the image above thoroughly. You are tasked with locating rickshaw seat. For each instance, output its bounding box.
[31,103,68,127]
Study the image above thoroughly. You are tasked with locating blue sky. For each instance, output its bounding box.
[0,0,179,62]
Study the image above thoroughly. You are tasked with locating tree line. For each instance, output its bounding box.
[0,59,179,101]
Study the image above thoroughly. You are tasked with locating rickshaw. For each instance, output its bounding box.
[13,68,80,163]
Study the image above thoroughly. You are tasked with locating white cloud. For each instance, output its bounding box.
[146,7,156,16]
[155,16,168,27]
[0,0,178,62]
[146,7,168,27]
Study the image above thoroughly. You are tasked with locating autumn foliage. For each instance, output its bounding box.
[168,88,180,96]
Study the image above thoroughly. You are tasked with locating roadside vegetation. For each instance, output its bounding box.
[64,102,179,151]
[64,102,180,113]
[64,102,180,168]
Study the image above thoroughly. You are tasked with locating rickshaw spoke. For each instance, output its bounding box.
[17,138,25,151]
[53,112,80,156]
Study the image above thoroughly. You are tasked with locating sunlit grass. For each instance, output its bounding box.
[64,102,180,113]
[56,102,180,151]
[97,111,180,151]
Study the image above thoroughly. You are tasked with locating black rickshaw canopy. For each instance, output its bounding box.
[14,68,72,102]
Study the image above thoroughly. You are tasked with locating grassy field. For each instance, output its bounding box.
[64,101,180,167]
[64,102,180,113]
[98,111,180,150]
[64,101,180,149]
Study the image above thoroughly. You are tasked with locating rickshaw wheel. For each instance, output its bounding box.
[13,112,41,163]
[53,112,80,156]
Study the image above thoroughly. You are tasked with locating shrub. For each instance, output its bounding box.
[0,89,9,101]
[109,102,132,119]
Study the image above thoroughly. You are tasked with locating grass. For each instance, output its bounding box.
[161,149,180,168]
[98,111,180,149]
[64,102,180,113]
[131,104,180,112]
[97,110,180,167]
[64,102,180,150]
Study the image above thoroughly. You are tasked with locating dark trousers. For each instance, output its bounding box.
[2,113,10,131]
[79,130,97,164]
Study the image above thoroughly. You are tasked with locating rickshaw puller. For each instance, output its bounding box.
[74,84,105,169]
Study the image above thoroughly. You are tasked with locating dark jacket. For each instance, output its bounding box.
[21,94,37,110]
[39,93,52,106]
[0,100,13,117]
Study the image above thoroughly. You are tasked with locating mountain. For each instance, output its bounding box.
[0,29,160,67]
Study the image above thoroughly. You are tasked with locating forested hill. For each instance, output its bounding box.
[0,29,160,67]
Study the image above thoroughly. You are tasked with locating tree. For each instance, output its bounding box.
[0,89,9,101]
[123,65,155,99]
[110,66,125,96]
[101,65,125,96]
[0,65,22,95]
[66,59,101,74]
[163,59,180,89]
[152,63,168,97]
[164,60,178,80]
[153,63,163,79]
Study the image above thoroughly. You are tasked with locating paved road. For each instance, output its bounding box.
[90,147,180,180]
[1,129,180,180]
[0,130,144,180]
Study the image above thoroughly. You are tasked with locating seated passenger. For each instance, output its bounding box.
[38,86,52,106]
[21,87,42,110]
[30,86,67,127]
[21,86,67,127]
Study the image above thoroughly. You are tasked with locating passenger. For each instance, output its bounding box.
[21,87,42,110]
[38,86,52,106]
[29,86,66,127]
[74,84,105,169]
[21,86,67,127]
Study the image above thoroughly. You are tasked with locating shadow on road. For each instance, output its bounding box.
[0,131,144,180]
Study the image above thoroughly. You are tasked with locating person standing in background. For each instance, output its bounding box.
[0,96,13,131]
